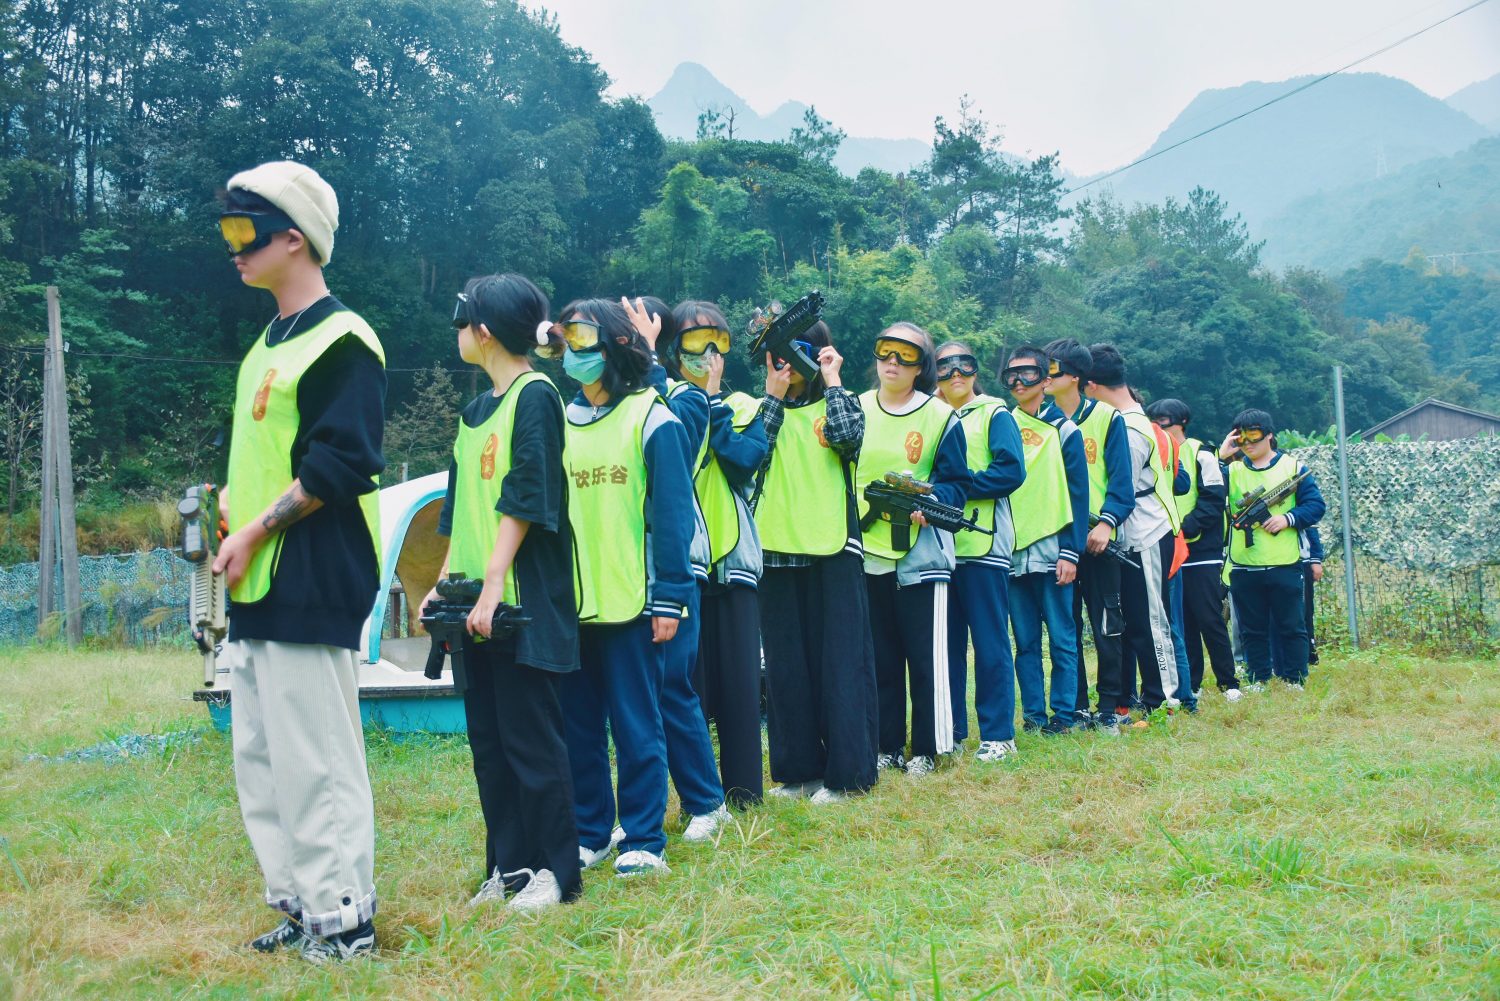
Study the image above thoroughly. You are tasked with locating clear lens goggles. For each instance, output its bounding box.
[219,212,295,256]
[679,325,731,356]
[936,354,979,379]
[873,337,925,367]
[1002,364,1047,388]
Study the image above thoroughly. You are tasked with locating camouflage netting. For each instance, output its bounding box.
[1292,438,1500,572]
[0,547,190,646]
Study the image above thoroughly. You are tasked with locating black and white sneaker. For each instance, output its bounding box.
[249,914,306,953]
[876,751,905,772]
[299,919,376,964]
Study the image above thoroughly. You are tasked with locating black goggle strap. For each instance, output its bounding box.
[452,292,473,329]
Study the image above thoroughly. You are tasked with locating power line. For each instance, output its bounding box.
[1067,0,1495,197]
[0,343,465,373]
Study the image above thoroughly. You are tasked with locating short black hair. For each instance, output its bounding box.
[559,298,652,401]
[1086,343,1127,388]
[463,273,551,356]
[221,188,321,263]
[1145,398,1191,427]
[1232,408,1275,433]
[1043,337,1092,380]
[880,322,938,394]
[1006,344,1048,368]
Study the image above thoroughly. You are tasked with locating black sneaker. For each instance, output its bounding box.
[1040,717,1072,736]
[300,919,376,964]
[1074,710,1097,730]
[1022,719,1044,733]
[249,914,306,953]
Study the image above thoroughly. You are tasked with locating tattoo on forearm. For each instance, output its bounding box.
[261,485,315,533]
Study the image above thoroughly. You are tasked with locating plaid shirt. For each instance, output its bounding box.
[758,387,864,568]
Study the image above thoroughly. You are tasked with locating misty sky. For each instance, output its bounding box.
[527,0,1500,174]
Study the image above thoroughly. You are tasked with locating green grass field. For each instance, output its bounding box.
[0,646,1496,1000]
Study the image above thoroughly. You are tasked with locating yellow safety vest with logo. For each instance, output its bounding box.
[1176,436,1203,543]
[566,388,661,623]
[954,395,1006,559]
[856,391,955,560]
[754,397,849,557]
[1227,452,1303,567]
[1121,410,1183,535]
[678,387,760,566]
[1009,405,1071,551]
[227,312,385,604]
[1074,399,1118,521]
[447,372,554,603]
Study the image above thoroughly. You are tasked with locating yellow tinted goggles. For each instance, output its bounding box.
[218,212,294,255]
[1237,427,1267,445]
[873,337,925,366]
[556,319,601,352]
[679,325,730,356]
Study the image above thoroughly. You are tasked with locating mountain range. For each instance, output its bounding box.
[647,62,930,176]
[646,62,1499,274]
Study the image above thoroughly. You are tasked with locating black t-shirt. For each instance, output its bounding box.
[439,379,578,673]
[229,295,388,650]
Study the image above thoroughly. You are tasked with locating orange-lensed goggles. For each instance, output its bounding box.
[1236,427,1268,445]
[872,337,925,366]
[218,212,296,255]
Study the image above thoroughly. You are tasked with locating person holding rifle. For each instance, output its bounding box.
[1219,411,1325,690]
[212,161,384,962]
[857,324,972,779]
[754,321,879,803]
[425,274,581,913]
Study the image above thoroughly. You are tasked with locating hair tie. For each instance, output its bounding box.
[535,320,551,345]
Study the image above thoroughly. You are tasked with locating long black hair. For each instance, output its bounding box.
[668,299,729,376]
[559,298,652,401]
[791,320,832,404]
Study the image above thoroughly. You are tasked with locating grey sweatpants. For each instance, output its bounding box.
[228,639,376,936]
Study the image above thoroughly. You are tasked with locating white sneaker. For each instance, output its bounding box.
[505,868,561,912]
[1165,696,1182,708]
[768,780,824,799]
[579,841,614,869]
[876,752,905,772]
[1224,688,1243,703]
[1284,682,1305,692]
[610,826,625,847]
[614,850,669,877]
[1243,682,1266,694]
[906,755,935,778]
[468,867,508,907]
[808,786,847,805]
[683,804,729,842]
[976,739,1017,762]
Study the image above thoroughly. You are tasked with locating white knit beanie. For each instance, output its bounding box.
[226,161,339,265]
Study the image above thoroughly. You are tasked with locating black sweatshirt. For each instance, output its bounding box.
[228,296,388,651]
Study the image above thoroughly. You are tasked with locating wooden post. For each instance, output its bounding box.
[44,287,84,644]
[37,307,58,625]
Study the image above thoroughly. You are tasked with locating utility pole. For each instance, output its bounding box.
[1332,365,1359,648]
[39,287,83,644]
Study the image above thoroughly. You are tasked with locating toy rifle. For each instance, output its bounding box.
[860,471,992,553]
[420,574,531,691]
[746,290,825,381]
[1087,516,1140,569]
[1230,469,1310,548]
[177,484,228,688]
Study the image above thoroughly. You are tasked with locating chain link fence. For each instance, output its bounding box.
[1,439,1496,654]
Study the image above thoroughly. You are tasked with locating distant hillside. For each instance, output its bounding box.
[1260,136,1500,274]
[1082,73,1489,232]
[647,62,930,176]
[1446,72,1500,132]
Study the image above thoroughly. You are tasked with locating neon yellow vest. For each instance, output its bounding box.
[1176,436,1203,543]
[1009,406,1070,551]
[227,312,385,604]
[1227,453,1302,567]
[856,391,954,560]
[1074,399,1118,520]
[1121,410,1184,535]
[566,389,661,623]
[694,390,760,565]
[954,396,1004,558]
[755,398,849,557]
[447,372,554,602]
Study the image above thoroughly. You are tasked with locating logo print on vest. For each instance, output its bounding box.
[1020,427,1043,447]
[813,416,829,448]
[904,431,924,464]
[1084,437,1098,464]
[479,433,500,480]
[252,369,277,422]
